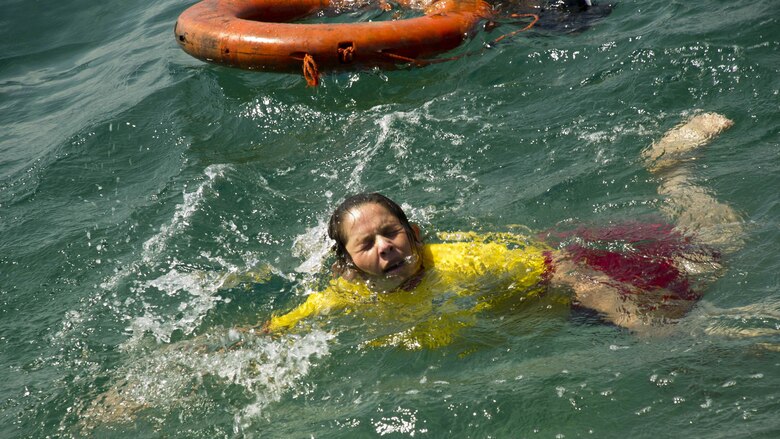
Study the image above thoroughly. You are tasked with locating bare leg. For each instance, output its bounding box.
[551,256,691,333]
[642,112,744,254]
[552,112,744,332]
[552,258,648,331]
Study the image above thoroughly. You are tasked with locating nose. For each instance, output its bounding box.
[376,236,394,257]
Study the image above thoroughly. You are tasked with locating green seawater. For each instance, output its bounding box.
[1,0,779,437]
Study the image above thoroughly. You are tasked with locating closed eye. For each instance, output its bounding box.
[353,225,404,252]
[381,225,403,238]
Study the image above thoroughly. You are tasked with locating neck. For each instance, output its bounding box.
[397,266,425,291]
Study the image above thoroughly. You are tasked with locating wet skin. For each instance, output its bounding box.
[341,203,423,291]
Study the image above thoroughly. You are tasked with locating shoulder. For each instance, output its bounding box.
[424,232,549,271]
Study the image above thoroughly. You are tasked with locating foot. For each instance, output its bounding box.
[642,112,733,173]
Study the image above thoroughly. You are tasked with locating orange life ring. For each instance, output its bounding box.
[174,0,492,77]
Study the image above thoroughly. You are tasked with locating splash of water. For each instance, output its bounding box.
[78,329,334,433]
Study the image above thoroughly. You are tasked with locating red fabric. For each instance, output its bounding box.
[546,222,719,301]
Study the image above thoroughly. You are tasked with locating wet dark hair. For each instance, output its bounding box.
[328,192,417,277]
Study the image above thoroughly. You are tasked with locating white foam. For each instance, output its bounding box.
[232,330,335,432]
[122,269,219,343]
[344,110,397,192]
[123,255,283,346]
[82,329,334,431]
[292,218,331,275]
[142,164,230,263]
[99,164,230,293]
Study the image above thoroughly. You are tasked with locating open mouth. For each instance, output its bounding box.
[383,254,419,275]
[383,259,406,275]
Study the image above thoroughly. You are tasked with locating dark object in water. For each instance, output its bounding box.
[500,0,614,33]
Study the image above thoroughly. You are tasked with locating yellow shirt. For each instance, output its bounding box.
[268,232,554,350]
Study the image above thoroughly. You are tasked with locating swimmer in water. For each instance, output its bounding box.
[265,112,743,345]
[77,113,742,429]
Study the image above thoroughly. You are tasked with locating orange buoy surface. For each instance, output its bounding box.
[174,0,492,74]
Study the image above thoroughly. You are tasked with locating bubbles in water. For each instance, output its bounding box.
[371,406,426,436]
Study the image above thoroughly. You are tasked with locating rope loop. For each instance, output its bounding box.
[338,45,355,64]
[302,54,319,87]
[489,13,539,45]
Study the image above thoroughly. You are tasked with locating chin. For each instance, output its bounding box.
[364,273,406,292]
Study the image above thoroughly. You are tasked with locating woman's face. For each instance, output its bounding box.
[340,203,422,291]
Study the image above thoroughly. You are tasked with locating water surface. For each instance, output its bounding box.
[1,0,779,437]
